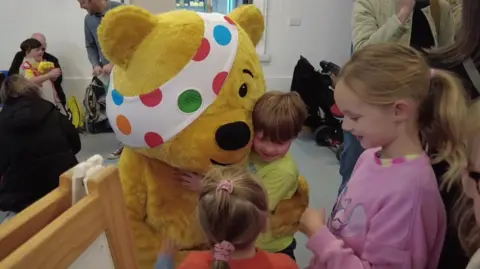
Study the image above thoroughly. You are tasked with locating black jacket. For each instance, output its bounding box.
[0,96,80,212]
[426,55,479,269]
[8,51,66,106]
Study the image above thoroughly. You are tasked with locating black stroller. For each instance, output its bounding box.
[290,56,344,160]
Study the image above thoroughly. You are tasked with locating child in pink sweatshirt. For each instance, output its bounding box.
[300,44,468,268]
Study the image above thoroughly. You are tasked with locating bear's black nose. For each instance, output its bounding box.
[215,121,251,151]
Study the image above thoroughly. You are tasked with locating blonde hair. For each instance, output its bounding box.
[0,75,41,104]
[252,91,308,143]
[339,44,468,189]
[198,166,268,269]
[454,100,480,255]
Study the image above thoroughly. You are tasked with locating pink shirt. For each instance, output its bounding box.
[307,149,446,269]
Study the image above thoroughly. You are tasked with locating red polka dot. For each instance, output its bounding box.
[192,38,211,62]
[212,72,228,95]
[144,132,164,148]
[140,88,163,107]
[224,16,236,25]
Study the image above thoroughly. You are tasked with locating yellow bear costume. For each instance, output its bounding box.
[98,5,308,268]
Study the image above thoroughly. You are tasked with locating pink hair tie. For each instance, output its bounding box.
[430,68,436,77]
[213,241,235,262]
[216,180,234,194]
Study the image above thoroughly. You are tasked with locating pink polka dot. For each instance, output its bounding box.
[140,88,163,107]
[212,72,228,95]
[392,158,404,165]
[192,38,211,62]
[144,132,164,148]
[224,16,236,25]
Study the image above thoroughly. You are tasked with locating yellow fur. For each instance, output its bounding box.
[99,5,308,268]
[37,61,54,74]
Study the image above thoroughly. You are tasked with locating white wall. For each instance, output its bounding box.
[262,0,353,91]
[0,0,353,100]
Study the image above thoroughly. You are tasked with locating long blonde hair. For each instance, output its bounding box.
[198,166,268,269]
[339,44,468,189]
[454,100,480,255]
[0,75,41,105]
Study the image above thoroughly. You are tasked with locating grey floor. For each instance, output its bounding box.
[78,131,341,268]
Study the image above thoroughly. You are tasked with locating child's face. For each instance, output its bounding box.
[334,79,407,150]
[253,132,293,162]
[463,139,480,225]
[27,48,44,62]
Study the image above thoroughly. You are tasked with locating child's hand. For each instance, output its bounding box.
[48,68,62,80]
[176,170,203,193]
[299,207,326,238]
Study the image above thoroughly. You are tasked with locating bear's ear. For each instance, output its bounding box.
[227,5,265,46]
[98,5,157,69]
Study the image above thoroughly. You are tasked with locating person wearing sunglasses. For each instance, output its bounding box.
[454,100,480,269]
[8,33,66,111]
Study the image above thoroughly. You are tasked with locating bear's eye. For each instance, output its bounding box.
[239,83,248,98]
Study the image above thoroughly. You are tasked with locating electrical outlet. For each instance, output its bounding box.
[288,18,302,26]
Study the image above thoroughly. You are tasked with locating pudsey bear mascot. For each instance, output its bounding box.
[98,4,309,268]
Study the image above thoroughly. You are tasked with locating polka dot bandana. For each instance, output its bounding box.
[106,12,239,148]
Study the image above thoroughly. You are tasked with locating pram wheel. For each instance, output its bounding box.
[314,125,333,147]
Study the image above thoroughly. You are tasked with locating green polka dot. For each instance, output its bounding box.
[178,89,202,113]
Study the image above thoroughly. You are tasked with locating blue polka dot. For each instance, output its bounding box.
[213,25,232,46]
[112,89,124,106]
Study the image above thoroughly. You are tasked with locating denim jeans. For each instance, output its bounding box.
[338,131,364,194]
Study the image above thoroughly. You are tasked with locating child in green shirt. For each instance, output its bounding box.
[179,91,307,261]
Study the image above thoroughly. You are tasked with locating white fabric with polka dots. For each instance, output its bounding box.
[106,12,239,148]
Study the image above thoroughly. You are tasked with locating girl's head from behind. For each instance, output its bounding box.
[456,100,480,255]
[198,166,268,269]
[336,44,467,185]
[20,38,44,62]
[0,75,41,105]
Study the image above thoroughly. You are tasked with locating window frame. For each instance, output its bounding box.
[174,0,270,61]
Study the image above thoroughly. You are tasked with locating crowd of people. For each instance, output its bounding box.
[0,0,124,223]
[1,0,480,268]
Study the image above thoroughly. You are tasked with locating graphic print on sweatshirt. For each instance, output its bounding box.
[329,186,367,238]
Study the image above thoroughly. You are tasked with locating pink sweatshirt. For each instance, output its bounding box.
[307,149,446,269]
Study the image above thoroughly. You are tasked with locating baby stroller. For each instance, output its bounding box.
[290,56,344,160]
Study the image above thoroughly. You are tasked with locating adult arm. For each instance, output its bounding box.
[58,113,81,154]
[8,51,25,76]
[437,0,455,47]
[306,184,444,269]
[352,0,409,51]
[262,170,298,212]
[84,17,101,67]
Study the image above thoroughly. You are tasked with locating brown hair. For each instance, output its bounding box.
[454,100,480,255]
[428,0,480,65]
[0,75,41,105]
[339,44,468,189]
[252,91,307,143]
[198,166,268,269]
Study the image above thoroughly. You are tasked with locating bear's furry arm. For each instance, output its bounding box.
[119,147,161,268]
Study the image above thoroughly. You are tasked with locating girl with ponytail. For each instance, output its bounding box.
[154,166,299,269]
[299,43,468,269]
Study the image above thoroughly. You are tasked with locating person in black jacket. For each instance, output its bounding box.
[8,33,66,109]
[424,0,480,268]
[0,75,80,222]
